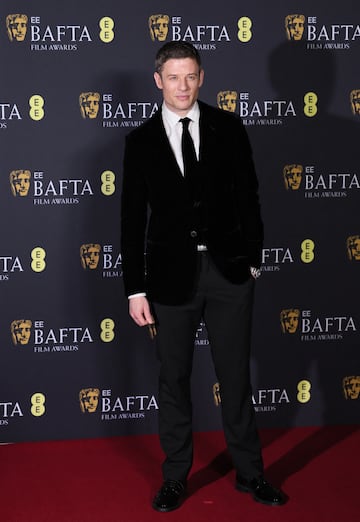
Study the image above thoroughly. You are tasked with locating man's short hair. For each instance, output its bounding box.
[155,42,202,74]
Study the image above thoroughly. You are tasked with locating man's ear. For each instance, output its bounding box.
[199,68,205,88]
[154,72,163,90]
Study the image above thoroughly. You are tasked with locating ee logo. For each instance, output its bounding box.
[31,393,46,416]
[304,92,318,117]
[237,17,252,42]
[31,247,46,272]
[297,380,311,403]
[29,95,45,121]
[101,170,116,196]
[99,17,115,43]
[301,239,315,263]
[100,318,115,342]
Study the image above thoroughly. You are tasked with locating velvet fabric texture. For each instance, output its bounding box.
[121,101,263,305]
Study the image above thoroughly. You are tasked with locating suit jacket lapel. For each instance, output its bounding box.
[198,102,218,165]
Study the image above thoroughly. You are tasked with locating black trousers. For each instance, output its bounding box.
[152,252,264,482]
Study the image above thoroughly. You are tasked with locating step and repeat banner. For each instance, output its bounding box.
[1,1,359,442]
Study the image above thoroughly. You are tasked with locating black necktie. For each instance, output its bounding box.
[180,117,197,177]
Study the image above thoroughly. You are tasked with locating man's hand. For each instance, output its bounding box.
[129,296,155,327]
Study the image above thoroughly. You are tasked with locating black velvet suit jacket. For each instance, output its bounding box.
[120,100,264,305]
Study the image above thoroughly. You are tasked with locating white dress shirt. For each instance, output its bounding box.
[161,102,200,175]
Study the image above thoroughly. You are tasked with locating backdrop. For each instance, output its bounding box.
[1,0,359,443]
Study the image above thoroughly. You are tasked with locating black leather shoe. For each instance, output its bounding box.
[236,476,286,506]
[152,480,186,512]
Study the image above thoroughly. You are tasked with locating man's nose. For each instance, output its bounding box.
[179,79,189,90]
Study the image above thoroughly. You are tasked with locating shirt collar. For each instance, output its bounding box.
[162,102,200,128]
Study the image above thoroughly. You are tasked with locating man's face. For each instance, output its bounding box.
[154,58,204,117]
[152,17,168,41]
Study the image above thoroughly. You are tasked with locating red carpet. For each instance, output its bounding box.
[1,426,358,522]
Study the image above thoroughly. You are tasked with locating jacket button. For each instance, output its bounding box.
[190,230,198,238]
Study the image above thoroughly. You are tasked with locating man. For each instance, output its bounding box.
[121,41,286,512]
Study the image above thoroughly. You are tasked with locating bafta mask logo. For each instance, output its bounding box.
[80,243,101,270]
[280,309,300,334]
[283,164,303,190]
[11,319,32,345]
[343,376,360,400]
[213,382,221,406]
[347,236,360,261]
[6,14,28,42]
[285,14,305,41]
[350,90,360,115]
[149,14,169,42]
[217,91,238,113]
[79,388,100,413]
[9,170,31,197]
[79,92,100,119]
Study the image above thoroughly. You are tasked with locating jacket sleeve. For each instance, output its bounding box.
[120,132,148,297]
[235,121,264,268]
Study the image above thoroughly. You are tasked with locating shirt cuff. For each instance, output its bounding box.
[128,292,147,299]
